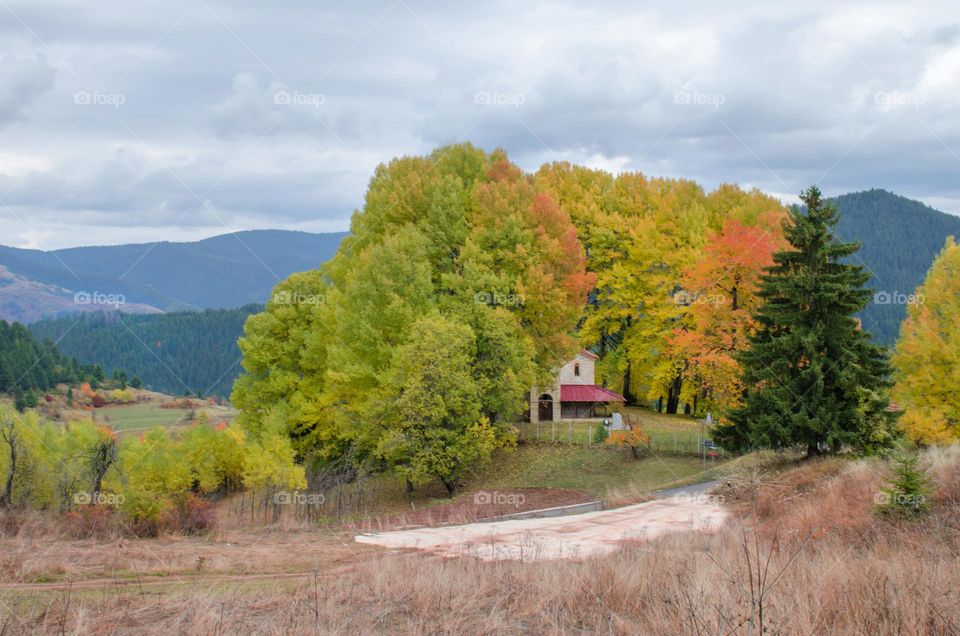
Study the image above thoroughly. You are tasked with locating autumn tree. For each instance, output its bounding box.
[715,187,898,455]
[233,144,592,492]
[535,166,787,412]
[667,217,784,417]
[892,237,960,443]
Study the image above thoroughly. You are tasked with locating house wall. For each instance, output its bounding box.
[529,383,561,423]
[530,350,597,423]
[557,351,595,385]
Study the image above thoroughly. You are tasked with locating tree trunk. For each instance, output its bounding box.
[622,361,635,405]
[1,427,15,507]
[441,478,456,495]
[666,374,682,414]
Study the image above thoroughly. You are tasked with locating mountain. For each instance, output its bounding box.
[0,230,347,322]
[0,265,163,324]
[832,189,960,346]
[29,306,261,398]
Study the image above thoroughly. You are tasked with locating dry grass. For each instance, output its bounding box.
[2,448,960,634]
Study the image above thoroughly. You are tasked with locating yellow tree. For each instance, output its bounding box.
[892,237,960,443]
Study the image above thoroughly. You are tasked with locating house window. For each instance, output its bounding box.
[574,362,580,377]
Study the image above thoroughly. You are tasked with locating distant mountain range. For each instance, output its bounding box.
[832,189,960,345]
[0,230,347,323]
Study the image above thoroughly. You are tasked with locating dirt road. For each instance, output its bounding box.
[355,491,726,561]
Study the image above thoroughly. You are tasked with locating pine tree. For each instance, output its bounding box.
[876,450,931,518]
[715,186,899,456]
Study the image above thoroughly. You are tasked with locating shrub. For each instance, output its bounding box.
[593,422,608,444]
[876,450,931,518]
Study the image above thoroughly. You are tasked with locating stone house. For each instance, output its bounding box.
[529,349,626,422]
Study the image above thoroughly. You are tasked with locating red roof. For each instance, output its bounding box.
[560,384,626,403]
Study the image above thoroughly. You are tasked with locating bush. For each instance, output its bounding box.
[593,422,608,444]
[164,494,217,535]
[876,450,932,518]
[62,506,119,539]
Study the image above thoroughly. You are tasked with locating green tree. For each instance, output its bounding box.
[371,314,501,493]
[233,145,591,491]
[715,186,898,456]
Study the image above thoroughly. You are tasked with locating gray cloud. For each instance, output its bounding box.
[0,54,56,126]
[1,0,960,250]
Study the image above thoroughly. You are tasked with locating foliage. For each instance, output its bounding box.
[876,450,931,518]
[233,144,592,491]
[593,421,608,444]
[668,217,785,418]
[0,404,302,532]
[534,165,788,413]
[715,187,899,456]
[607,421,651,460]
[891,237,960,443]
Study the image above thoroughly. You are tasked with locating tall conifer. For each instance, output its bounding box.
[716,186,898,455]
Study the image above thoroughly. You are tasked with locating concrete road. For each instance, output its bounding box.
[355,490,726,561]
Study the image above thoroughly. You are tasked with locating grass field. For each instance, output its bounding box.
[475,443,725,498]
[515,407,723,455]
[95,402,237,432]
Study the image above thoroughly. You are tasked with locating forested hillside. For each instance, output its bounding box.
[833,189,960,345]
[29,306,260,397]
[0,320,96,397]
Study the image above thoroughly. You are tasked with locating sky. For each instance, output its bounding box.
[1,0,960,249]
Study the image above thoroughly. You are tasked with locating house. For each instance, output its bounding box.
[529,349,626,422]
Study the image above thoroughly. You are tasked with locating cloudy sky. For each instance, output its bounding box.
[1,0,959,249]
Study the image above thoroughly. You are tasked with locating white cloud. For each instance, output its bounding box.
[1,0,960,249]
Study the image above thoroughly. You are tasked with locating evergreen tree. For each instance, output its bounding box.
[876,450,931,518]
[715,186,898,456]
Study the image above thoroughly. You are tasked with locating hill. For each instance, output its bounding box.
[29,306,261,398]
[0,230,346,322]
[0,319,96,399]
[832,189,960,345]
